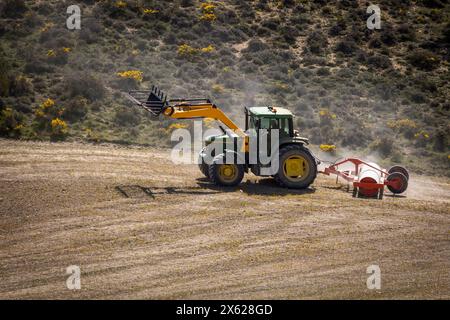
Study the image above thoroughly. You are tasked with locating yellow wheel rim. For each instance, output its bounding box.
[283,155,309,182]
[219,164,238,182]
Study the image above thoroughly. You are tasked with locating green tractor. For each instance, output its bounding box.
[198,106,318,189]
[125,86,318,189]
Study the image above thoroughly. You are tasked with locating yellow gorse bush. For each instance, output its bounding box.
[273,81,289,91]
[319,109,337,119]
[40,22,54,33]
[200,3,216,13]
[35,98,63,119]
[51,118,68,130]
[201,45,215,53]
[200,2,217,21]
[212,84,224,93]
[319,144,336,152]
[117,70,143,82]
[168,123,189,130]
[115,0,127,8]
[42,98,55,109]
[387,118,417,130]
[200,13,217,21]
[177,44,215,57]
[50,118,68,138]
[143,8,159,14]
[178,44,197,56]
[414,130,430,139]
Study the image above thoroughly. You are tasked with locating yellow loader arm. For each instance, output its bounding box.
[125,86,246,138]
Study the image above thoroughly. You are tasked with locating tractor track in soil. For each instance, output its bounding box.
[0,139,448,299]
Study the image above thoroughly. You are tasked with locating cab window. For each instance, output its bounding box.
[259,118,271,130]
[279,118,290,136]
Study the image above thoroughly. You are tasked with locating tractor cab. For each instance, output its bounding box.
[245,106,294,137]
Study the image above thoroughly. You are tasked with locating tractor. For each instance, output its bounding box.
[125,86,318,189]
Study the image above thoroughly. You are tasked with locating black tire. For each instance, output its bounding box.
[388,165,409,181]
[387,172,408,194]
[208,154,244,187]
[274,145,317,189]
[198,147,210,178]
[198,162,210,178]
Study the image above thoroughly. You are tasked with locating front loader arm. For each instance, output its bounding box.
[125,86,246,138]
[163,103,246,137]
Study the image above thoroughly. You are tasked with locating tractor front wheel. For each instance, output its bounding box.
[208,154,244,187]
[274,145,317,189]
[198,162,210,178]
[198,148,210,178]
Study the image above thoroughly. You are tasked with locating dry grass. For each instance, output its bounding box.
[0,139,448,299]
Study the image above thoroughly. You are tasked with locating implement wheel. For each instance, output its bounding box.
[388,165,409,181]
[274,145,317,189]
[387,172,408,194]
[208,154,244,187]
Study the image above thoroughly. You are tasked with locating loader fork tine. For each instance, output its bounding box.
[124,85,168,117]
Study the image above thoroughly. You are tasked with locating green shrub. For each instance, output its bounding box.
[0,0,27,18]
[0,51,31,97]
[420,0,444,8]
[280,25,298,44]
[335,40,357,55]
[433,128,448,152]
[410,92,427,104]
[443,22,450,44]
[24,55,52,74]
[329,18,346,36]
[367,54,392,69]
[316,67,331,76]
[0,48,11,96]
[79,18,102,44]
[8,75,33,97]
[372,137,394,158]
[114,107,140,126]
[245,39,268,52]
[65,73,106,101]
[341,125,371,148]
[0,107,24,137]
[380,28,397,46]
[63,96,88,122]
[407,49,440,71]
[306,31,328,54]
[396,24,416,42]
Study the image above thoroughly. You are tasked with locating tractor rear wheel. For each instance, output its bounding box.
[208,154,244,187]
[274,145,317,189]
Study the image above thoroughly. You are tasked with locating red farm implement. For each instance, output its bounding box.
[320,158,409,200]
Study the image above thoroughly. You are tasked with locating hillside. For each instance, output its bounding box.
[0,0,449,175]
